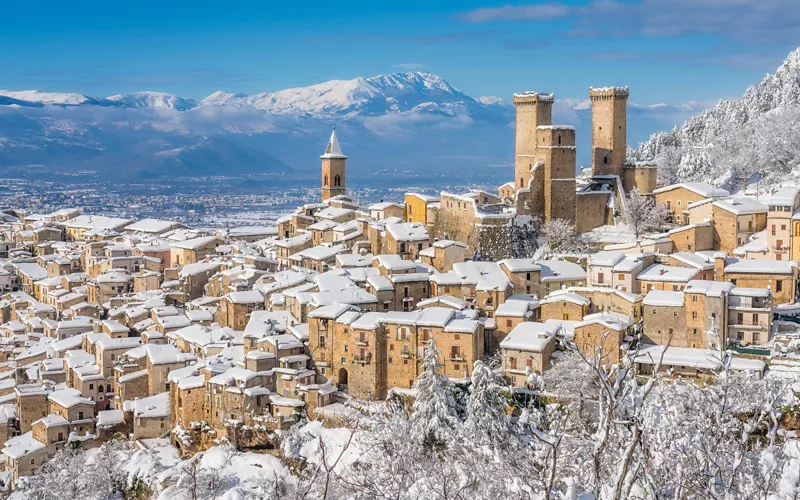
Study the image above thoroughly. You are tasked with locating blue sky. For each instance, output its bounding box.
[2,0,798,105]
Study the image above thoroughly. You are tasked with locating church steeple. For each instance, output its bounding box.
[320,126,347,202]
[321,126,346,159]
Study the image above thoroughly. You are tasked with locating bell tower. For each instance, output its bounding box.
[321,126,346,202]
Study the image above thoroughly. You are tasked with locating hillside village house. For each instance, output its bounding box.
[711,197,768,254]
[169,236,220,267]
[500,321,558,387]
[653,183,730,224]
[761,187,800,261]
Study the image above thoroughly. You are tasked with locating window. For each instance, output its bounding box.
[618,274,624,280]
[388,357,393,364]
[510,357,517,369]
[692,295,698,302]
[597,273,604,284]
[692,312,697,319]
[777,281,784,292]
[390,344,394,351]
[526,272,531,281]
[506,319,512,328]
[89,384,94,390]
[677,200,681,207]
[673,310,678,316]
[652,309,656,315]
[772,225,776,236]
[752,313,759,326]
[78,411,84,420]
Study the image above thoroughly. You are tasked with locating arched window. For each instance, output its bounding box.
[520,178,524,188]
[603,156,608,165]
[334,175,341,187]
[323,174,328,186]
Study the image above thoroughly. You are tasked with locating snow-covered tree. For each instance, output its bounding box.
[464,360,508,446]
[541,218,584,255]
[411,339,461,450]
[625,187,672,238]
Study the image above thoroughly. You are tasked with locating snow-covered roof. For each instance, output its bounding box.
[539,291,590,306]
[713,197,767,216]
[498,258,541,273]
[97,409,125,427]
[634,344,765,373]
[637,264,698,282]
[588,251,626,267]
[146,344,196,365]
[669,252,715,270]
[576,311,633,331]
[130,392,170,419]
[385,222,429,242]
[729,287,771,298]
[64,214,133,231]
[500,322,559,352]
[49,388,92,409]
[762,187,800,207]
[1,432,46,459]
[227,290,265,305]
[724,258,796,275]
[653,182,730,198]
[495,299,537,317]
[125,219,178,234]
[684,280,735,297]
[170,235,218,250]
[643,290,684,307]
[538,260,586,283]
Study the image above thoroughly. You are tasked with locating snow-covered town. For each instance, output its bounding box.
[1,70,800,499]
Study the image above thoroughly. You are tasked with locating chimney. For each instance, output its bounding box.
[713,252,726,282]
[659,268,666,276]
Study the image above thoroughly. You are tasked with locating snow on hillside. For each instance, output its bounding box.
[0,89,97,106]
[106,91,199,110]
[632,47,800,191]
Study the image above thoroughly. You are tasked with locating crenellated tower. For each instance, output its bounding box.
[590,86,628,178]
[513,92,553,192]
[321,127,346,202]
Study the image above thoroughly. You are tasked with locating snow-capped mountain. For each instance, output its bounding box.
[632,48,800,190]
[0,71,702,182]
[106,92,199,111]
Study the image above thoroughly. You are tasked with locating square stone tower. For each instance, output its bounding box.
[513,92,553,192]
[590,87,628,177]
[535,125,576,223]
[321,127,346,202]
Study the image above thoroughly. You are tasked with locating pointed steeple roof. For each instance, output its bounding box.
[320,126,347,159]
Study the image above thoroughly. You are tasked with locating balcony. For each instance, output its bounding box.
[353,353,372,364]
[448,354,465,362]
[355,339,368,347]
[400,351,412,359]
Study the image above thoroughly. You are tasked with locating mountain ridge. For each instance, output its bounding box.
[0,71,705,182]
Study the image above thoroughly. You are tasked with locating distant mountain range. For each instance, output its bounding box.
[632,48,800,191]
[0,72,704,184]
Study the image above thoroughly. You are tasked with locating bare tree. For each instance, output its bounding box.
[625,188,672,238]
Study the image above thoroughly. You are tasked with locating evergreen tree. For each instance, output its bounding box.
[411,340,460,450]
[464,360,508,446]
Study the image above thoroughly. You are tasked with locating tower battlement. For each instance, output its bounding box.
[589,87,629,99]
[513,92,555,106]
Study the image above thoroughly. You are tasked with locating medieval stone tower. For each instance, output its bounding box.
[321,127,346,202]
[535,125,576,223]
[513,92,553,192]
[590,86,628,177]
